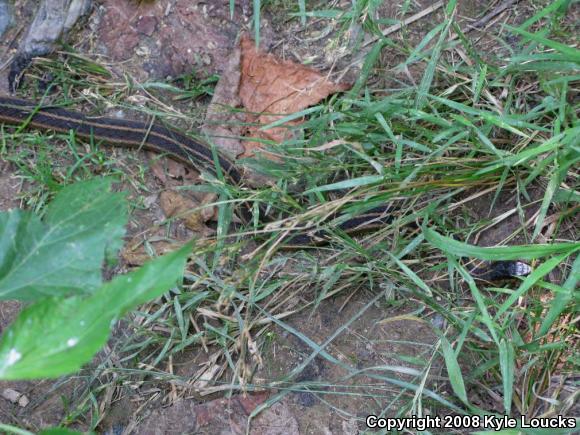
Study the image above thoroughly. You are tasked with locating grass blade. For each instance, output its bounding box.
[537,254,579,337]
[506,25,580,62]
[439,334,468,404]
[499,339,515,413]
[415,0,456,108]
[423,227,580,260]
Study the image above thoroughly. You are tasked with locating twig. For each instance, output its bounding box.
[468,0,520,31]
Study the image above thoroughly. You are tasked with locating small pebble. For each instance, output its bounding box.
[431,314,446,330]
[2,388,29,407]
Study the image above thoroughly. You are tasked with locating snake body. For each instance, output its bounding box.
[0,95,531,279]
[0,95,392,240]
[0,96,243,183]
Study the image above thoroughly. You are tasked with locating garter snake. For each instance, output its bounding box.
[0,95,531,280]
[0,95,391,240]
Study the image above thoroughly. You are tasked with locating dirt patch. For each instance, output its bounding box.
[257,291,439,433]
[127,391,276,434]
[95,0,258,81]
[99,289,439,434]
[0,160,20,210]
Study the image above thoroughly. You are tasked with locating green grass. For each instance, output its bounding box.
[1,0,578,432]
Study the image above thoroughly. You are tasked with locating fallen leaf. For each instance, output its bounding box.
[150,154,200,186]
[166,158,189,180]
[159,190,215,234]
[149,154,168,184]
[239,34,350,157]
[122,237,182,266]
[199,193,219,222]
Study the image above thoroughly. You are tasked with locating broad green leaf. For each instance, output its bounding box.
[0,178,127,301]
[423,227,580,260]
[44,178,127,264]
[0,243,191,380]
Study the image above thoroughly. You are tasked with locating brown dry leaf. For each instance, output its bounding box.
[149,157,168,184]
[239,34,350,157]
[199,192,219,221]
[166,158,190,180]
[159,190,215,235]
[122,239,182,266]
[149,154,200,186]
